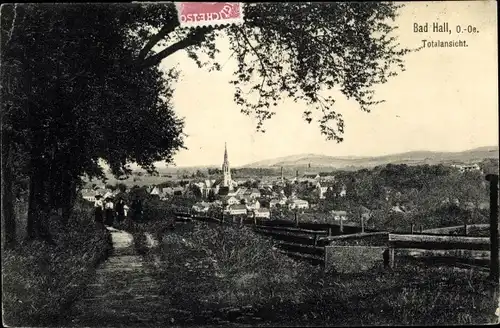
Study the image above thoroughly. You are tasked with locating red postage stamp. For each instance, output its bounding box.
[176,2,244,27]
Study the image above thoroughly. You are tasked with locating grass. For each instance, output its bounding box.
[129,218,499,326]
[2,205,112,327]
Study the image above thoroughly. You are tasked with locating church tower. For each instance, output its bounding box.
[222,142,232,190]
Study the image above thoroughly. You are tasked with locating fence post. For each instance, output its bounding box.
[340,216,343,233]
[328,227,332,237]
[464,223,468,236]
[388,246,395,269]
[420,225,423,233]
[486,174,499,283]
[314,234,318,246]
[294,209,299,227]
[411,224,414,234]
[361,216,365,233]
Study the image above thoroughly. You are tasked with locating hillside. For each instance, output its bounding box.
[242,146,499,169]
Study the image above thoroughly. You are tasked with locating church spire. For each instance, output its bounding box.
[222,142,232,190]
[223,142,228,165]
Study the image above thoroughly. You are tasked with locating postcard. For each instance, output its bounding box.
[1,1,498,327]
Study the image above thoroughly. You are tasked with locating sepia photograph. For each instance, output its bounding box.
[1,1,499,327]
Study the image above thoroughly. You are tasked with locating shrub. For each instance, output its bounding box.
[2,208,112,326]
[143,223,316,311]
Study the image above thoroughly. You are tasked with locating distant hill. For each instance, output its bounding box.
[241,146,499,170]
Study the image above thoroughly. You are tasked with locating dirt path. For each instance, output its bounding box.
[66,227,168,327]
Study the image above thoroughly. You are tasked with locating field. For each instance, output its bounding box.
[125,220,499,326]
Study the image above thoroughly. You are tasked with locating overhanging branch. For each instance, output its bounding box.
[137,23,179,61]
[140,27,212,69]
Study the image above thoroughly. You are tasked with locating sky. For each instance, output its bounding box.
[158,1,498,168]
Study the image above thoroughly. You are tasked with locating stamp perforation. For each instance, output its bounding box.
[175,2,245,29]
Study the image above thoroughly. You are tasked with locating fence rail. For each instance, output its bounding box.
[320,231,389,243]
[388,233,493,268]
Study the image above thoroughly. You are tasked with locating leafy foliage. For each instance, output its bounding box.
[124,2,413,140]
[316,164,489,231]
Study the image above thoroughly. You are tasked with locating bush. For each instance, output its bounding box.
[143,223,316,311]
[2,208,112,326]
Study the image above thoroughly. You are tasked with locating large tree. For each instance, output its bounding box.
[1,4,184,242]
[1,2,411,246]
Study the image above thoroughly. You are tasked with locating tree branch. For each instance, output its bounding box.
[140,27,212,69]
[237,26,268,106]
[137,23,179,61]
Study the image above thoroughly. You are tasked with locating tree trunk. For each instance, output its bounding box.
[61,176,77,224]
[27,160,48,240]
[1,142,16,249]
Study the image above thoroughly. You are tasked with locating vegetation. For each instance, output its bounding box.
[2,203,112,326]
[313,164,492,231]
[130,220,498,326]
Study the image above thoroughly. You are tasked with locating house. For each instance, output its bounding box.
[244,188,261,199]
[81,190,97,202]
[218,186,230,196]
[162,187,174,196]
[329,210,347,222]
[227,189,238,197]
[451,163,482,173]
[246,199,261,211]
[288,198,309,210]
[269,199,280,208]
[318,187,329,199]
[235,187,248,196]
[259,188,273,198]
[301,173,320,183]
[173,186,184,196]
[222,196,240,206]
[269,196,287,208]
[103,191,114,200]
[192,202,211,213]
[234,179,247,186]
[150,186,161,196]
[253,207,271,219]
[240,196,252,204]
[316,182,329,199]
[226,204,248,216]
[259,183,273,190]
[339,185,347,197]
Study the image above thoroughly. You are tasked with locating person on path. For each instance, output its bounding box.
[131,197,143,222]
[104,197,115,226]
[94,194,104,224]
[123,203,129,218]
[115,198,125,224]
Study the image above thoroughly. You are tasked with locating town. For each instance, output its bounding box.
[80,143,495,234]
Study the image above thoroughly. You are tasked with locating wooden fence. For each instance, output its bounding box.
[170,173,499,280]
[387,233,492,268]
